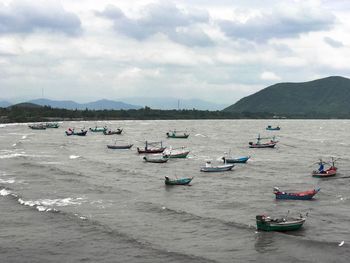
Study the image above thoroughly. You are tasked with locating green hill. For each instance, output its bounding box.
[224,76,350,117]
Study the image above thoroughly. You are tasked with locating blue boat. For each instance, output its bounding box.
[274,187,320,200]
[222,156,250,164]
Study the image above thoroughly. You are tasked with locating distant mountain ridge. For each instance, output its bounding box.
[224,76,350,116]
[27,99,141,110]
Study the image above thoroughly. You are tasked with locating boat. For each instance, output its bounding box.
[28,124,46,130]
[166,130,189,139]
[137,141,166,154]
[249,134,277,148]
[163,147,190,158]
[273,187,320,200]
[103,128,122,135]
[266,125,281,131]
[165,176,193,185]
[200,161,234,172]
[89,126,107,132]
[107,144,133,149]
[143,154,169,163]
[312,158,337,178]
[222,156,250,163]
[256,214,306,231]
[45,122,59,128]
[65,128,88,136]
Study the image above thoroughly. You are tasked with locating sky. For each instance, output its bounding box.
[0,0,349,104]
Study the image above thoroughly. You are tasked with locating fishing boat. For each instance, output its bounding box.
[163,147,190,158]
[165,176,193,185]
[65,128,88,136]
[45,122,59,128]
[273,187,320,200]
[137,141,166,154]
[143,154,169,163]
[222,156,250,164]
[200,161,234,172]
[266,125,281,131]
[256,214,306,231]
[89,126,107,132]
[249,134,277,148]
[166,130,189,139]
[103,128,122,135]
[312,158,337,178]
[28,124,46,130]
[107,144,133,149]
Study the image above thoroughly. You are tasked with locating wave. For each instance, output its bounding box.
[0,178,15,184]
[69,155,80,159]
[0,186,217,263]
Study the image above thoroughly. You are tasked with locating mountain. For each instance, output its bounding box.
[224,76,350,116]
[121,97,227,110]
[0,100,11,108]
[28,99,141,110]
[10,102,42,108]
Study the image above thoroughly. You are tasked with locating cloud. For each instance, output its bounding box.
[96,2,213,47]
[324,36,344,48]
[218,3,335,42]
[260,71,281,81]
[0,0,81,36]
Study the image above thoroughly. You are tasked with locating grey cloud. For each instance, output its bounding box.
[0,1,81,36]
[97,2,212,47]
[324,36,344,48]
[218,8,335,42]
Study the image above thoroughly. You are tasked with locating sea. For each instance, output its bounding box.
[0,120,349,263]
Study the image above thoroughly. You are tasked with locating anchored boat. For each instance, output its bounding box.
[312,158,337,178]
[107,144,133,149]
[249,134,277,148]
[256,214,306,231]
[166,130,189,139]
[143,154,169,163]
[163,147,190,158]
[266,125,281,131]
[89,126,107,132]
[165,176,193,185]
[103,128,122,135]
[200,161,234,172]
[222,156,250,163]
[274,187,320,200]
[28,124,46,130]
[65,128,87,136]
[137,141,166,154]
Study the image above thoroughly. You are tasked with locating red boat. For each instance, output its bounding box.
[249,134,278,148]
[137,141,166,154]
[274,187,320,200]
[312,158,337,178]
[312,166,337,178]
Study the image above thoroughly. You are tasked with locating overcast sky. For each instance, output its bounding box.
[0,0,349,104]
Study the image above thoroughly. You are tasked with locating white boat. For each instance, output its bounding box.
[200,161,234,172]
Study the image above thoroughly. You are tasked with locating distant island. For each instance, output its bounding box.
[2,76,350,123]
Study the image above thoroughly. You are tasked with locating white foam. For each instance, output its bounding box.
[339,241,344,247]
[69,155,80,159]
[0,188,11,196]
[0,178,15,184]
[195,133,206,137]
[36,206,48,212]
[0,153,26,159]
[22,135,27,139]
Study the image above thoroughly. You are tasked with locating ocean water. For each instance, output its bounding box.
[0,120,349,262]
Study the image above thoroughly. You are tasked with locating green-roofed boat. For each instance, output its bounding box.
[166,130,189,139]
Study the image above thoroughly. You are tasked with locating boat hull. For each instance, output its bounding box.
[164,151,190,158]
[312,168,337,178]
[166,134,189,139]
[65,131,87,136]
[222,156,250,163]
[137,147,166,154]
[104,129,122,135]
[143,156,169,163]
[89,128,107,132]
[200,164,234,172]
[266,128,280,131]
[275,189,320,200]
[165,177,193,185]
[107,144,133,149]
[256,215,305,231]
[249,143,276,148]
